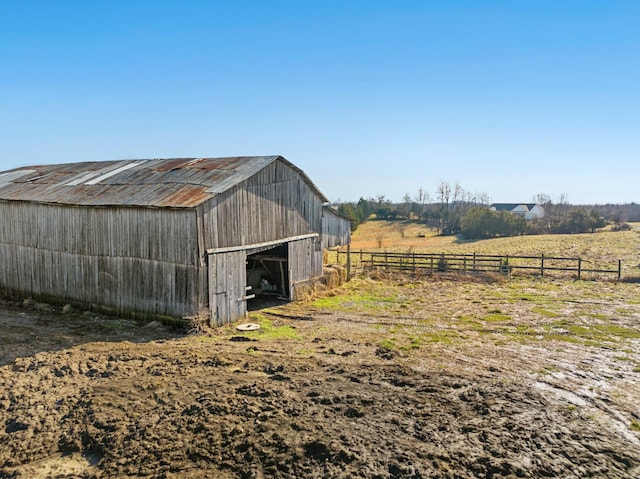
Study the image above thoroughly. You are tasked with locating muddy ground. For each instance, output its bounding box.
[1,277,640,478]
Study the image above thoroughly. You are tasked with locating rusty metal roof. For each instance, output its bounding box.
[0,156,328,208]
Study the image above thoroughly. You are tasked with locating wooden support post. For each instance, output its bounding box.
[618,260,622,280]
[385,251,388,270]
[473,252,476,272]
[540,253,545,277]
[578,258,581,280]
[413,252,416,272]
[346,244,351,281]
[502,256,510,276]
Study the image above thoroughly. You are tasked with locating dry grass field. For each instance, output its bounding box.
[1,222,640,478]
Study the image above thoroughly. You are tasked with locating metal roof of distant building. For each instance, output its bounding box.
[490,203,537,212]
[0,156,328,208]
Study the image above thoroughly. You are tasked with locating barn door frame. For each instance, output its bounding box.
[208,250,248,326]
[206,233,319,326]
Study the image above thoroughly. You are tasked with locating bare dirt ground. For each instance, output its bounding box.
[1,275,640,478]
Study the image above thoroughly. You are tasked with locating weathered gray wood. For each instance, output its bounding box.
[288,236,323,299]
[208,250,246,325]
[0,157,346,323]
[322,206,351,249]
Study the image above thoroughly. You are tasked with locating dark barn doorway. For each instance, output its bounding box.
[246,244,290,311]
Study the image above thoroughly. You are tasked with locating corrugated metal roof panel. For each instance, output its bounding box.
[0,170,36,188]
[0,156,328,208]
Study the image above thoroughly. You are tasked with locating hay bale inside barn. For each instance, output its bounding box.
[0,156,346,325]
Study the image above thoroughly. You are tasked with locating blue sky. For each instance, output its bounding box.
[1,1,638,204]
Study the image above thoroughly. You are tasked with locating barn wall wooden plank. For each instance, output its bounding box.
[0,201,201,317]
[207,159,324,251]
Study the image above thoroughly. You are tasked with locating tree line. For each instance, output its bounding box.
[337,183,631,239]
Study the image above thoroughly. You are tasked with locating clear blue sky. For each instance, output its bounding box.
[1,1,638,204]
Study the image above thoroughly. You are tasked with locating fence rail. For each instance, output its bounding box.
[328,248,622,280]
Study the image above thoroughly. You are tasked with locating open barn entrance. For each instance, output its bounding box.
[246,244,290,310]
[207,234,319,324]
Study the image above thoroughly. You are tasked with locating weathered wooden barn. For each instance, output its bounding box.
[0,156,345,325]
[321,205,351,249]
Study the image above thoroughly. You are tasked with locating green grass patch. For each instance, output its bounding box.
[378,338,396,350]
[311,280,401,312]
[532,307,561,318]
[484,313,512,322]
[592,324,640,340]
[423,329,461,344]
[237,316,300,341]
[631,421,640,432]
[99,319,137,331]
[541,320,640,346]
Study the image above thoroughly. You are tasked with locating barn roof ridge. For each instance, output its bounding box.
[0,155,328,208]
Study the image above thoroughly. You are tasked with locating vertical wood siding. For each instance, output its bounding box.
[208,250,247,326]
[0,201,200,317]
[322,209,351,249]
[200,159,324,250]
[288,236,323,300]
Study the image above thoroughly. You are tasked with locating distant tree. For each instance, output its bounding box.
[610,208,626,229]
[559,208,606,234]
[356,197,374,223]
[434,181,469,235]
[460,207,493,239]
[588,209,606,232]
[401,193,412,219]
[461,208,527,239]
[413,187,428,220]
[373,194,395,220]
[529,193,575,234]
[338,203,361,231]
[474,192,492,206]
[435,181,453,235]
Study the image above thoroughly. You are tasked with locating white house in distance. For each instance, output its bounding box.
[489,203,545,220]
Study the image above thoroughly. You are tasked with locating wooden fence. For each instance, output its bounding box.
[327,248,622,280]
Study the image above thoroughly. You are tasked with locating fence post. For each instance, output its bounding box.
[346,244,351,281]
[618,260,622,280]
[578,258,581,280]
[336,249,340,266]
[473,252,476,272]
[413,252,416,272]
[385,251,388,270]
[540,253,545,277]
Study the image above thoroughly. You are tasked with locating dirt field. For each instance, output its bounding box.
[1,275,640,478]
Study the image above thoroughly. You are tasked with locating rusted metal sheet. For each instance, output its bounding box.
[155,185,211,208]
[0,156,323,208]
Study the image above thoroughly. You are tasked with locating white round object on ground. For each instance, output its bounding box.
[236,323,260,331]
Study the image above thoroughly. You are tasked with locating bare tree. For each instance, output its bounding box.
[402,193,412,219]
[414,187,429,220]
